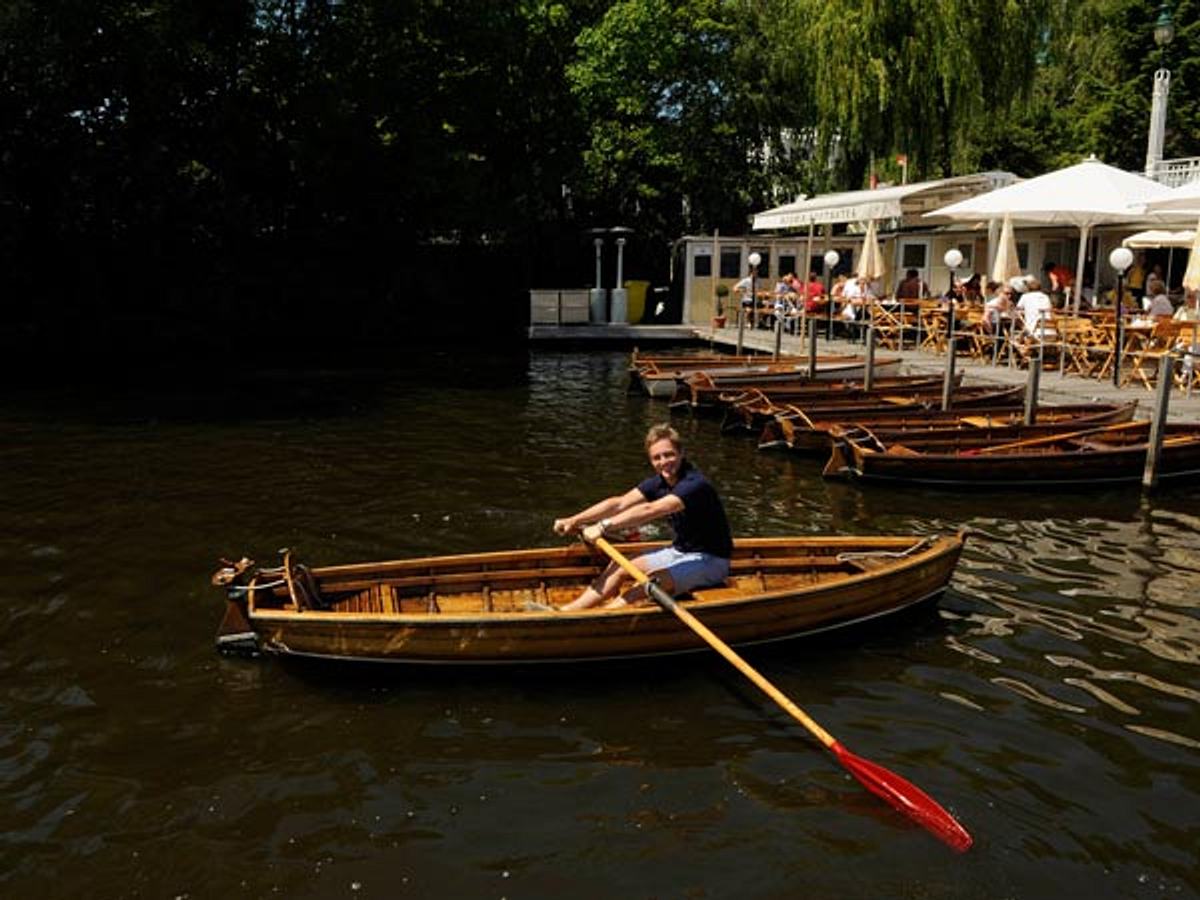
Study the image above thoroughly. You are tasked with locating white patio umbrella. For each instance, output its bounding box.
[1122,228,1196,248]
[1139,178,1200,216]
[990,214,1022,283]
[927,155,1176,314]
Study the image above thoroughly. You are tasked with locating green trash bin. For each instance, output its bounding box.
[624,280,649,324]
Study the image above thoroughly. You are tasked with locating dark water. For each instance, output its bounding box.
[3,349,1198,899]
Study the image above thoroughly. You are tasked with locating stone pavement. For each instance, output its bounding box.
[702,324,1200,423]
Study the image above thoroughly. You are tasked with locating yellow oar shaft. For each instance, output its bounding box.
[596,537,836,748]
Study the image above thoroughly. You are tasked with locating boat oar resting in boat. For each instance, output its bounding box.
[757,400,1137,454]
[212,533,966,664]
[822,419,1200,486]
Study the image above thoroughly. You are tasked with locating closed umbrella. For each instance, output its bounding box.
[928,156,1175,314]
[1184,220,1200,291]
[856,219,885,282]
[1181,221,1200,396]
[990,214,1022,284]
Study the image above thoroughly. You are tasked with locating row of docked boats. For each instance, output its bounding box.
[633,349,1200,488]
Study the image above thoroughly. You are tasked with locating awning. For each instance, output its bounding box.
[752,172,1018,231]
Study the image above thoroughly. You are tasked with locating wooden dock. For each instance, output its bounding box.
[528,320,1200,423]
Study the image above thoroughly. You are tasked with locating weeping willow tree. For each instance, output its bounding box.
[765,0,1056,186]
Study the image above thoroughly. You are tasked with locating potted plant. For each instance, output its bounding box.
[713,284,729,328]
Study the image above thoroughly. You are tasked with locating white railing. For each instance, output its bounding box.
[1150,157,1200,187]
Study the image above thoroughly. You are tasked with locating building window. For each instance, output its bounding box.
[902,244,927,269]
[778,254,797,277]
[719,250,742,278]
[693,254,712,277]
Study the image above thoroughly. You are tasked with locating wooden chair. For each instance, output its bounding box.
[1172,321,1200,393]
[918,306,948,353]
[1055,317,1095,377]
[869,303,905,350]
[1121,320,1182,389]
[1011,310,1059,370]
[961,309,997,361]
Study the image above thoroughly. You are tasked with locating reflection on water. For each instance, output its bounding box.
[1,349,1198,897]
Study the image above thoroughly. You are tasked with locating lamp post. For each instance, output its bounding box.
[748,251,762,330]
[824,250,839,340]
[1145,0,1175,178]
[1110,246,1134,387]
[942,248,964,410]
[587,230,607,323]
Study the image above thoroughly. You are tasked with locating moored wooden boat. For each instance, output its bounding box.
[213,534,966,664]
[629,352,812,395]
[669,357,904,408]
[718,375,961,433]
[758,400,1138,454]
[822,419,1200,486]
[640,355,897,399]
[739,384,1022,448]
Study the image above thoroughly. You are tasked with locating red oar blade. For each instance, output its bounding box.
[830,741,973,852]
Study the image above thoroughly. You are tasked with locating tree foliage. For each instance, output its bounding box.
[0,0,1196,369]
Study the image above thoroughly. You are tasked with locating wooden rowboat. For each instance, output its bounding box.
[629,352,811,395]
[668,357,904,408]
[717,375,965,433]
[728,384,1024,438]
[822,419,1200,487]
[758,400,1138,454]
[639,355,896,399]
[213,534,966,664]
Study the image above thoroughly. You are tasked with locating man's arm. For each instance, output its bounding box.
[581,494,684,542]
[554,486,647,536]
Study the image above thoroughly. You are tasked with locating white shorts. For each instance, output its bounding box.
[636,547,731,593]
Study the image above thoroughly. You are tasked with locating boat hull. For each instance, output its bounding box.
[217,535,965,664]
[824,421,1200,487]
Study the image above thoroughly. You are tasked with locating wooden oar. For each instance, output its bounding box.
[592,536,973,852]
[973,419,1148,455]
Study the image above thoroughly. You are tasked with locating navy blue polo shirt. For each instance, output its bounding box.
[637,459,733,558]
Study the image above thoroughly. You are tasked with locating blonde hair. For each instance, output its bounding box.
[644,423,682,453]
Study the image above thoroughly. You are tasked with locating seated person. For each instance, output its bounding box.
[982,281,1012,332]
[895,268,928,300]
[803,272,824,312]
[1146,291,1174,321]
[1174,290,1200,322]
[1015,277,1053,337]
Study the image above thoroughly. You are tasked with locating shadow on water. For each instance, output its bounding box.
[0,349,534,425]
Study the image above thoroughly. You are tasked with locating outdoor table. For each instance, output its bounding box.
[1095,321,1154,381]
